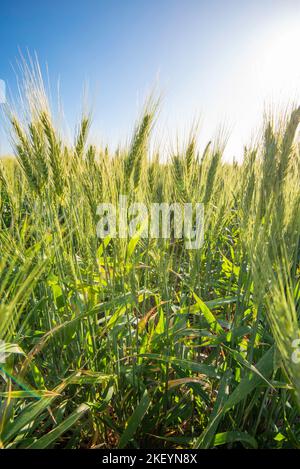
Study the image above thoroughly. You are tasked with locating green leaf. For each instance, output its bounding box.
[140,353,219,378]
[28,403,89,449]
[213,431,258,448]
[223,346,275,411]
[194,347,275,448]
[192,292,223,334]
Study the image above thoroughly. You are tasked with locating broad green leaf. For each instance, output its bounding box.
[28,403,89,449]
[139,353,219,378]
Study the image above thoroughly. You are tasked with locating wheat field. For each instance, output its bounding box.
[0,67,300,449]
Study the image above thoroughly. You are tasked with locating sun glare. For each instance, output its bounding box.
[254,17,300,102]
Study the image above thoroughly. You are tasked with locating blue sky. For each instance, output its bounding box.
[0,0,299,158]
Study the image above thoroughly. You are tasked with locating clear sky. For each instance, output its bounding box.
[0,0,299,159]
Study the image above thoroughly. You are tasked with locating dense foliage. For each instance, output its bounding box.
[0,71,300,448]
